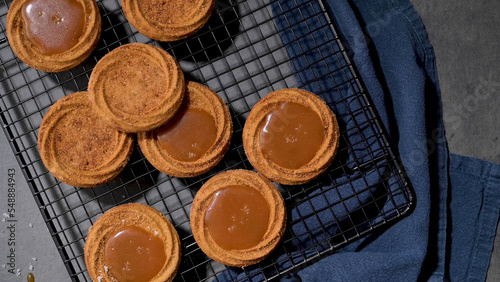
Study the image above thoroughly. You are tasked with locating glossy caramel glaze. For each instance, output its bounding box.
[157,108,217,162]
[205,185,270,250]
[104,226,166,282]
[260,102,324,169]
[22,0,85,55]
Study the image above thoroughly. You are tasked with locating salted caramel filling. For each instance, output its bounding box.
[157,108,217,162]
[104,226,166,282]
[260,102,325,169]
[205,185,270,250]
[22,0,85,55]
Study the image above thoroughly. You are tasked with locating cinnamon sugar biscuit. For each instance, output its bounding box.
[122,0,215,41]
[85,203,181,282]
[138,81,232,178]
[6,0,101,72]
[190,170,286,267]
[243,88,340,185]
[38,92,133,188]
[88,43,185,133]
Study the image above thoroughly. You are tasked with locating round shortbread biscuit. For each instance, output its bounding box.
[88,43,185,133]
[243,88,340,185]
[85,203,181,282]
[6,0,101,72]
[122,0,215,42]
[138,81,232,178]
[190,169,286,267]
[38,91,134,188]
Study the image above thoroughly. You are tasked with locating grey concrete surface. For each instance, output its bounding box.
[412,0,500,165]
[0,1,498,282]
[0,130,70,281]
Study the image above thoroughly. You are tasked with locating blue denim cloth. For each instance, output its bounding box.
[219,0,500,280]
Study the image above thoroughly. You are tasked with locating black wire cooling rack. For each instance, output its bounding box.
[0,0,414,281]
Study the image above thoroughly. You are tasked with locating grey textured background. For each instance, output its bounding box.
[0,0,499,281]
[413,0,500,164]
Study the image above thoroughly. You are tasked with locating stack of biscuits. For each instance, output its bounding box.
[38,43,233,189]
[32,0,223,189]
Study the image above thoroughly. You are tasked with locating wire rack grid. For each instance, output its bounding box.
[0,0,414,281]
